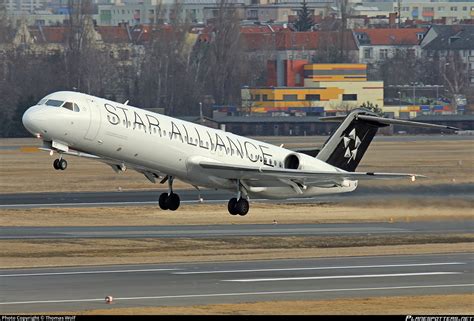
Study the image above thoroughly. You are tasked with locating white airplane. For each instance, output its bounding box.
[22,91,457,216]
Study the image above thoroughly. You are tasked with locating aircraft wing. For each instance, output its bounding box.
[198,161,423,186]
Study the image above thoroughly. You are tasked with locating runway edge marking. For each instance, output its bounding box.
[173,262,466,274]
[1,283,473,306]
[0,268,179,277]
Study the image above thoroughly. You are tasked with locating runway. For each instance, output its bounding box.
[1,220,473,240]
[0,253,472,313]
[1,183,473,209]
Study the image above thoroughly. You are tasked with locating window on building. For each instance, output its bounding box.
[306,94,320,101]
[438,7,444,11]
[450,7,457,11]
[417,33,424,40]
[462,7,467,11]
[283,94,298,101]
[262,94,269,101]
[248,9,258,19]
[364,48,372,59]
[379,49,389,59]
[254,94,261,101]
[342,94,357,101]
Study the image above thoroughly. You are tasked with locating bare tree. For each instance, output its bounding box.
[336,0,349,62]
[135,1,199,115]
[203,0,242,107]
[441,52,469,100]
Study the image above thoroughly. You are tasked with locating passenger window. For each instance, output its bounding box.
[45,99,64,107]
[62,102,74,111]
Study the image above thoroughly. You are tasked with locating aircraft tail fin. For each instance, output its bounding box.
[316,109,457,172]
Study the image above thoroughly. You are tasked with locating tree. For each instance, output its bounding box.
[201,0,243,107]
[134,1,200,115]
[336,0,349,62]
[294,0,314,32]
[360,101,383,115]
[441,52,469,101]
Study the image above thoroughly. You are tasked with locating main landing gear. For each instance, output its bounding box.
[227,179,249,216]
[158,176,180,211]
[53,158,67,170]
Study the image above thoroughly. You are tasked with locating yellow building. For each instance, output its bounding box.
[241,63,384,116]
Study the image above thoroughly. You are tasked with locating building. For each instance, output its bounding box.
[354,27,427,64]
[98,0,247,26]
[244,2,332,23]
[353,1,474,24]
[421,24,474,87]
[241,63,384,116]
[394,1,474,23]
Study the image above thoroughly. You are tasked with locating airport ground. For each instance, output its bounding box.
[0,136,473,314]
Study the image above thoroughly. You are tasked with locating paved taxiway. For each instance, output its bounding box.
[1,220,473,240]
[0,253,472,313]
[0,183,472,209]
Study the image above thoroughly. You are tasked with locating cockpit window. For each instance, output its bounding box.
[37,98,47,105]
[45,99,64,107]
[61,102,80,112]
[62,102,74,111]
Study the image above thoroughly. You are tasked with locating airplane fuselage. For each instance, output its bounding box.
[22,91,357,199]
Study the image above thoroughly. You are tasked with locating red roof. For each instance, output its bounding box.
[240,24,287,33]
[355,28,427,45]
[96,26,131,43]
[243,30,358,51]
[40,27,68,43]
[197,24,289,43]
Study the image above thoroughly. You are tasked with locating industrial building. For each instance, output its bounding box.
[241,63,384,116]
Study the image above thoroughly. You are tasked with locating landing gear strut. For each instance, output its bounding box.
[227,180,249,216]
[53,158,67,170]
[158,176,180,211]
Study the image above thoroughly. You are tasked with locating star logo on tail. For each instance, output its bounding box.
[343,128,361,163]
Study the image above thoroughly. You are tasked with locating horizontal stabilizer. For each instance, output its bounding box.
[355,114,459,130]
[321,114,459,130]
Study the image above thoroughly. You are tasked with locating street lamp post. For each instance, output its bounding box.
[412,82,417,107]
[398,91,401,118]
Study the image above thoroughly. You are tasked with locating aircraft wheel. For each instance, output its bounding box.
[166,193,180,211]
[159,192,169,210]
[227,198,239,215]
[236,198,249,216]
[53,159,60,170]
[58,159,67,170]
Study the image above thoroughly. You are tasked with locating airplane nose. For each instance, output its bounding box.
[22,107,34,132]
[22,106,44,135]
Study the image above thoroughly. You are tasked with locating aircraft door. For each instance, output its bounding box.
[84,98,102,141]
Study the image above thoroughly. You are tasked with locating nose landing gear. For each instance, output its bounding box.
[53,158,67,170]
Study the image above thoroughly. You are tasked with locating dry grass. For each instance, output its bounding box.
[0,137,473,193]
[51,294,474,315]
[2,202,472,227]
[2,236,472,268]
